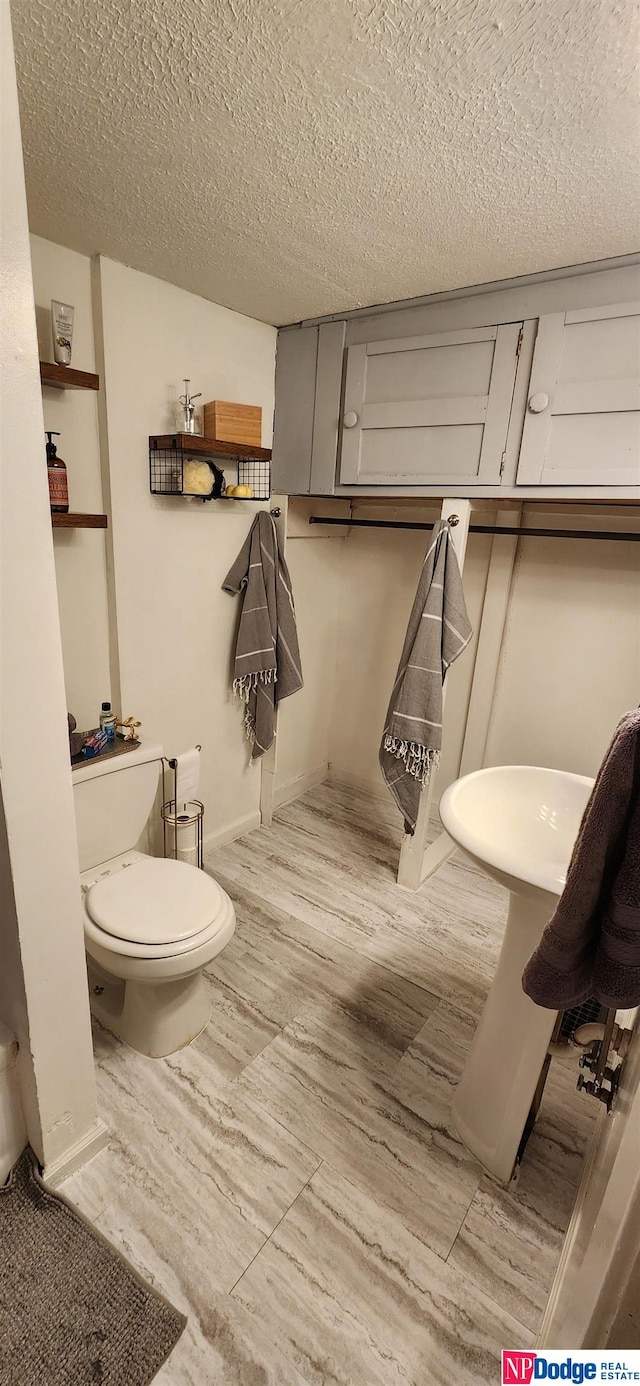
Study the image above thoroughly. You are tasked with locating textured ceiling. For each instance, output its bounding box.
[11,0,640,325]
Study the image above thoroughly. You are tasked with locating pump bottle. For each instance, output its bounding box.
[45,432,68,513]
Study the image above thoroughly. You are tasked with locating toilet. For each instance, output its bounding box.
[72,739,235,1058]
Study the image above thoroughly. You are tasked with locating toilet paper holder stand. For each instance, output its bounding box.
[161,747,204,869]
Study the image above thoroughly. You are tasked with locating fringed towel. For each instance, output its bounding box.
[380,519,472,833]
[222,511,303,758]
[523,708,640,1010]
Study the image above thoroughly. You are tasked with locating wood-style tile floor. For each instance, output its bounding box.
[62,779,597,1385]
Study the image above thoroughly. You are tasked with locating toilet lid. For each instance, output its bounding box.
[86,858,223,945]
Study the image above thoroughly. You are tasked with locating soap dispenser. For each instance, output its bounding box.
[45,431,68,513]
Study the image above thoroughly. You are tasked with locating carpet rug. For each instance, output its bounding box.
[0,1149,185,1385]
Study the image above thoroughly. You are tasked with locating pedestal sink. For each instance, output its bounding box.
[439,765,594,1183]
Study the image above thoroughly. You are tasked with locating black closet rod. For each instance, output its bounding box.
[308,516,640,543]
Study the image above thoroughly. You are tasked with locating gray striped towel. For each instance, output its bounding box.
[380,519,472,833]
[222,511,303,759]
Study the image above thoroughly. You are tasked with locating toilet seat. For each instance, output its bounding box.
[84,857,229,960]
[87,857,222,945]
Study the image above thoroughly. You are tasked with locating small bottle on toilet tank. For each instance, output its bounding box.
[99,702,116,741]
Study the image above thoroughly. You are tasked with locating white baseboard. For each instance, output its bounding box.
[327,767,393,803]
[273,764,328,810]
[0,1043,27,1184]
[203,809,262,854]
[328,767,446,818]
[43,1117,109,1187]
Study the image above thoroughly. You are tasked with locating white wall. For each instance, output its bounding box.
[484,517,640,776]
[30,235,111,730]
[95,256,277,845]
[1,6,100,1176]
[284,505,640,811]
[273,527,344,804]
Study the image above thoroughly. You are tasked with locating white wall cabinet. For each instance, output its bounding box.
[516,303,640,488]
[339,324,522,487]
[271,263,640,498]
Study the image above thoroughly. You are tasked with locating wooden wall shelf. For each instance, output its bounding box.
[149,433,271,461]
[40,361,100,391]
[52,513,108,529]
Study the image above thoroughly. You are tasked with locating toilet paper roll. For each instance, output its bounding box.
[174,747,201,809]
[166,814,199,867]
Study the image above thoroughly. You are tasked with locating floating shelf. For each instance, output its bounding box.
[149,433,271,461]
[52,512,108,529]
[149,434,271,501]
[40,361,100,391]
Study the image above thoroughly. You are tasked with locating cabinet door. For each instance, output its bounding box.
[517,303,640,487]
[339,323,522,486]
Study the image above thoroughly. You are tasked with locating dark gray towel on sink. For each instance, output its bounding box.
[523,708,640,1010]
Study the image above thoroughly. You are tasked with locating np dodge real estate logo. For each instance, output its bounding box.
[502,1352,640,1384]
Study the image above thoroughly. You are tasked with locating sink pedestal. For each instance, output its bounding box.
[452,891,558,1183]
[439,763,593,1184]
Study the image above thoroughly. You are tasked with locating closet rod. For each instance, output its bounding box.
[308,517,640,543]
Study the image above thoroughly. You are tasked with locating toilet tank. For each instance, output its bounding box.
[72,738,164,871]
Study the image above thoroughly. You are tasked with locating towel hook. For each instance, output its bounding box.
[447,514,460,526]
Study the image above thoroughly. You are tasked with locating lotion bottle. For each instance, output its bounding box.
[45,431,69,513]
[51,300,74,365]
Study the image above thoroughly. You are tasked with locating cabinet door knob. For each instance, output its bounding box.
[528,392,549,414]
[343,411,359,428]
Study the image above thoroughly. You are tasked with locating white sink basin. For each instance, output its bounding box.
[438,764,594,1183]
[439,765,594,901]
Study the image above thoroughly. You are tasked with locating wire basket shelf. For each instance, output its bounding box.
[237,457,271,500]
[150,444,183,496]
[149,435,271,502]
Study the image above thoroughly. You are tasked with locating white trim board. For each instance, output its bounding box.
[203,810,262,855]
[331,485,640,501]
[273,765,328,811]
[44,1119,109,1187]
[327,768,392,803]
[259,496,289,828]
